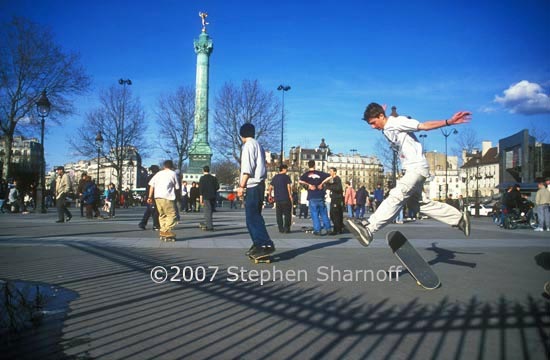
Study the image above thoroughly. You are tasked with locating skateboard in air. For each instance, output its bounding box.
[160,231,176,242]
[386,231,440,290]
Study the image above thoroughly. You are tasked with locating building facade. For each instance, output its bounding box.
[266,139,384,193]
[460,141,500,202]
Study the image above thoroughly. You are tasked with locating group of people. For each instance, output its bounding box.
[140,162,220,239]
[235,103,472,258]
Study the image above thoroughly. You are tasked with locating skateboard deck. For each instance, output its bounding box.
[387,231,440,290]
[301,226,314,234]
[248,254,273,264]
[160,232,176,242]
[160,236,176,242]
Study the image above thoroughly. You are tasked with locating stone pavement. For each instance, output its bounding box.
[0,206,549,359]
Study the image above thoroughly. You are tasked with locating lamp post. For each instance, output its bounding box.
[475,155,480,217]
[118,78,131,190]
[318,138,328,172]
[419,134,427,152]
[277,85,291,163]
[36,90,51,213]
[441,128,458,200]
[95,131,103,188]
[350,148,357,187]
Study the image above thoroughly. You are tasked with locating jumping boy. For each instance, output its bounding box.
[345,103,472,246]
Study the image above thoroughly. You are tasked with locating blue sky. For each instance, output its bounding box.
[2,0,550,168]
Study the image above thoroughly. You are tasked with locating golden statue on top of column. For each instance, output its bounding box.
[199,12,209,32]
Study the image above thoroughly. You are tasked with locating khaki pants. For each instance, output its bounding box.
[155,198,177,232]
[367,169,462,233]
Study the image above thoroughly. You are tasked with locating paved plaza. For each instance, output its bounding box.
[0,206,549,359]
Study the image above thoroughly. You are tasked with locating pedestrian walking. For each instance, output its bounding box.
[55,166,72,223]
[322,167,345,234]
[147,160,180,240]
[373,183,384,212]
[268,164,293,233]
[236,123,275,258]
[189,182,200,212]
[344,182,356,218]
[298,187,309,219]
[355,185,368,219]
[199,166,219,231]
[181,180,189,212]
[106,183,117,218]
[345,102,471,246]
[77,173,87,217]
[139,165,160,230]
[534,179,550,231]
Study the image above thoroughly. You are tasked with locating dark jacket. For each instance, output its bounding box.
[199,174,219,200]
[324,176,344,200]
[355,187,368,205]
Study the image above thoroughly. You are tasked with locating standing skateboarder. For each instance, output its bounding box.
[236,123,275,258]
[147,160,180,240]
[345,103,472,246]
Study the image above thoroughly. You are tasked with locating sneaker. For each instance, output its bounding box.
[320,229,328,236]
[246,244,258,256]
[66,215,72,222]
[251,245,275,258]
[55,220,64,223]
[152,227,160,231]
[534,227,543,232]
[457,211,470,237]
[344,218,373,247]
[138,224,146,230]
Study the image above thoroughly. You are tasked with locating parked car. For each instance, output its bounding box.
[467,203,493,217]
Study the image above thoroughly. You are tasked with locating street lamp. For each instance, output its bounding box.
[95,131,103,188]
[350,148,357,187]
[318,138,328,172]
[419,134,427,152]
[277,85,291,163]
[36,90,51,213]
[475,155,481,217]
[441,127,458,200]
[118,78,131,190]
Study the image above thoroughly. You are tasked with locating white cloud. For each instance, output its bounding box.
[478,106,496,114]
[494,80,550,115]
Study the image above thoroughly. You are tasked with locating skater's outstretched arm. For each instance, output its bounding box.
[418,111,471,131]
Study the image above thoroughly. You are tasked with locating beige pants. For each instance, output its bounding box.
[155,198,177,232]
[367,169,462,233]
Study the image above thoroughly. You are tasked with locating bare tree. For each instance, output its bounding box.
[529,120,548,143]
[155,86,195,172]
[452,127,480,160]
[0,17,91,179]
[212,80,280,165]
[70,85,147,190]
[211,160,240,186]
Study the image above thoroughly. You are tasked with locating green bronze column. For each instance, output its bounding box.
[188,12,213,174]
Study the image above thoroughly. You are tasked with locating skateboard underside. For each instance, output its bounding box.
[387,231,440,290]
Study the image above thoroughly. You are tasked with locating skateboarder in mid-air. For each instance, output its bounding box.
[345,103,472,246]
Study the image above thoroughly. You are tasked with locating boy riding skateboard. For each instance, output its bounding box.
[345,103,472,246]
